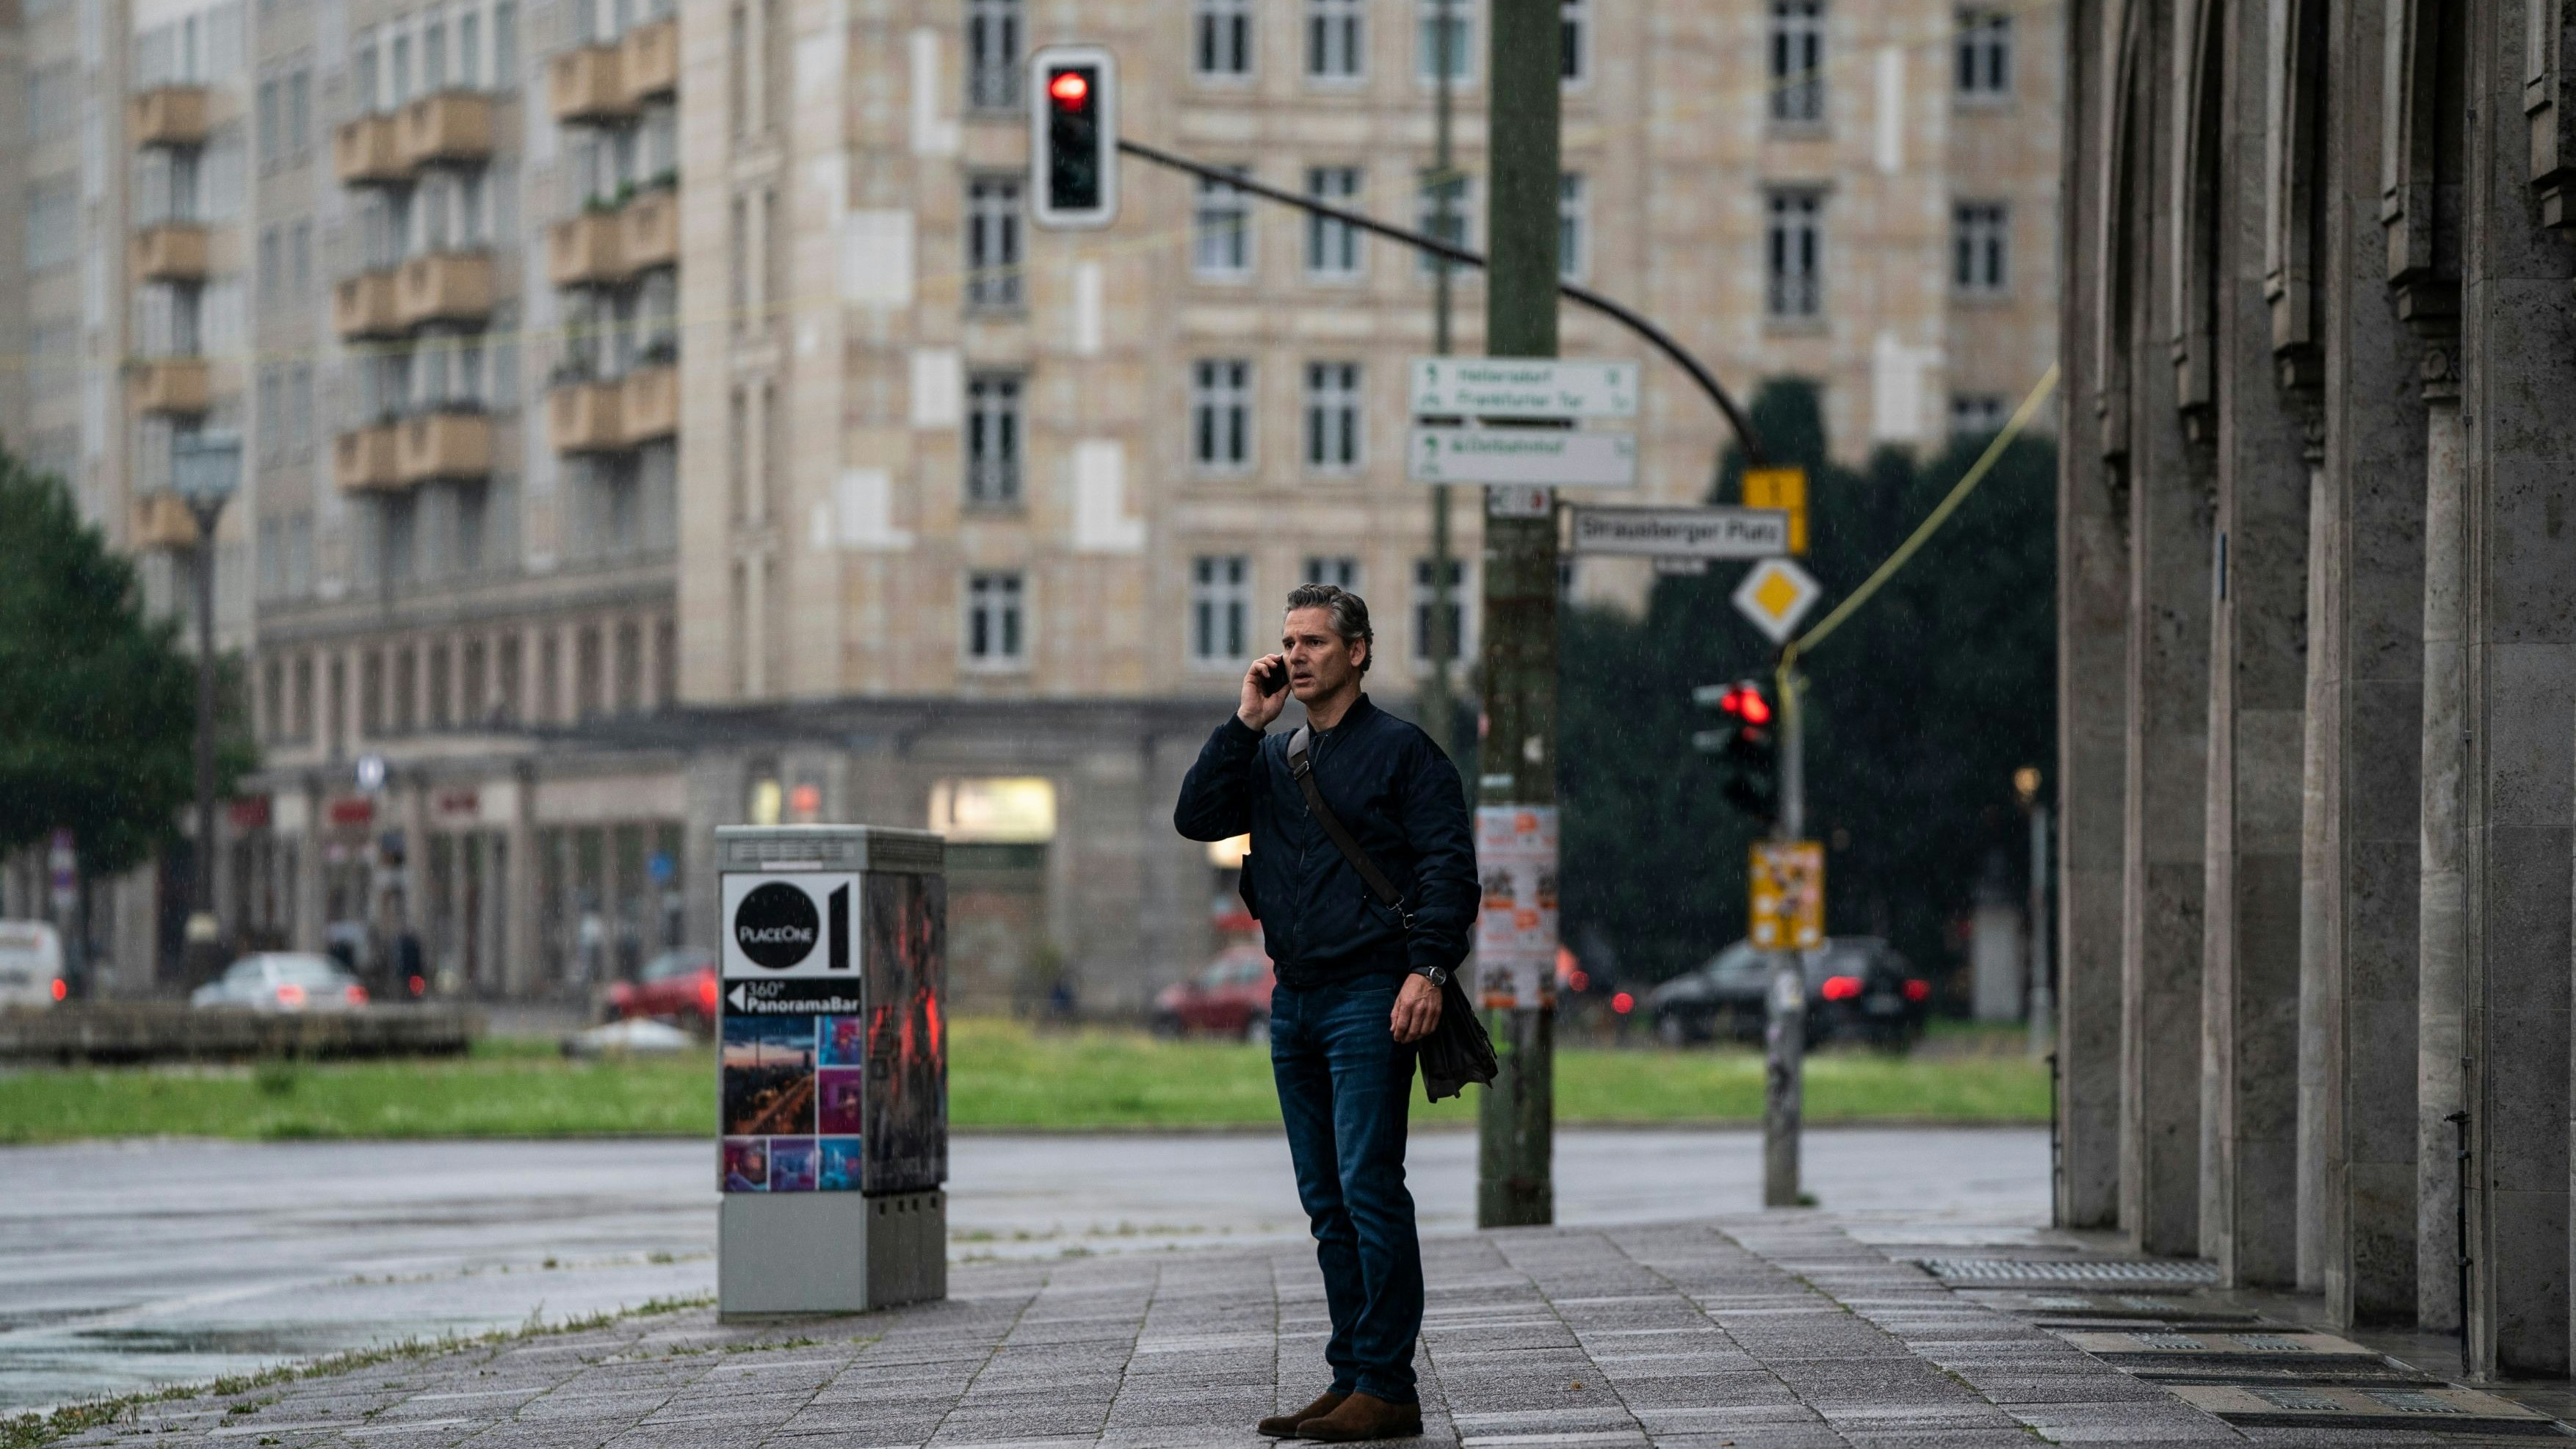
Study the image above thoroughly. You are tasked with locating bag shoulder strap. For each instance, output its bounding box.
[1287,725,1414,932]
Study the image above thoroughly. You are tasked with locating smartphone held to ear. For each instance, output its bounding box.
[1256,660,1289,696]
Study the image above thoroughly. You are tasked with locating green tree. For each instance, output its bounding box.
[0,458,247,889]
[1560,379,2056,995]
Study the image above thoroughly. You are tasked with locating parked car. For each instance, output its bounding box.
[1151,944,1276,1041]
[607,947,719,1028]
[0,921,65,1009]
[190,953,370,1012]
[1644,937,1931,1048]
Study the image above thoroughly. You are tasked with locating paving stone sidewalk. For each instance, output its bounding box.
[46,1217,2503,1448]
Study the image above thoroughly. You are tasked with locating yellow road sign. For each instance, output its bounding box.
[1741,466,1809,554]
[1750,839,1825,950]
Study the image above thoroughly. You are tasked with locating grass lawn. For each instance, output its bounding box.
[0,1016,2047,1144]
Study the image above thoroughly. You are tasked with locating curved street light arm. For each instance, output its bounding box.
[1115,138,1767,467]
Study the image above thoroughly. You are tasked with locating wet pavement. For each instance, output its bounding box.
[0,1127,2044,1412]
[40,1214,2566,1448]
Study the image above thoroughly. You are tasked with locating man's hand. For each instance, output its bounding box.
[1391,972,1444,1044]
[1238,654,1290,731]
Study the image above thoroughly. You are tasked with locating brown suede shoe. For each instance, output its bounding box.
[1256,1391,1347,1438]
[1297,1392,1424,1442]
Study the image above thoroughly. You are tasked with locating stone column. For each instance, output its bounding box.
[504,761,537,997]
[294,773,327,953]
[2459,0,2576,1377]
[2055,0,2127,1232]
[2413,350,2467,1334]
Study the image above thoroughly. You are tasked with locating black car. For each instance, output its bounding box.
[1643,937,1931,1048]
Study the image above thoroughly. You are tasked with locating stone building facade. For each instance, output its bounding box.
[2056,0,2576,1380]
[15,0,2059,1013]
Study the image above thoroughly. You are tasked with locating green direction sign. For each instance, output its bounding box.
[1409,358,1640,419]
[1405,426,1638,486]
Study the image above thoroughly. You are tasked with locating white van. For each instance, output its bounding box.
[0,921,65,1009]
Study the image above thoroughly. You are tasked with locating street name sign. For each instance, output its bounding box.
[1732,557,1823,643]
[1571,505,1790,559]
[1407,426,1637,486]
[1409,357,1639,419]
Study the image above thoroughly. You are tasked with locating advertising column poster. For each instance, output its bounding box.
[718,872,864,1193]
[1472,806,1558,1010]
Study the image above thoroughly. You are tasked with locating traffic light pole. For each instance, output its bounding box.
[1472,0,1560,1230]
[1762,665,1808,1205]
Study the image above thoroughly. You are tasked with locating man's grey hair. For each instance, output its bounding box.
[1284,583,1374,673]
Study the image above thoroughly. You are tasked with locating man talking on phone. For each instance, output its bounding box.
[1174,584,1477,1442]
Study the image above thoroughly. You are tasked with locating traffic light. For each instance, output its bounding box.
[1029,46,1118,228]
[1692,679,1779,824]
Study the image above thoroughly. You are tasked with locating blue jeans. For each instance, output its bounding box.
[1270,974,1423,1404]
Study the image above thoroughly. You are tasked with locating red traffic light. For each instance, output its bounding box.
[1715,682,1771,726]
[1047,70,1090,105]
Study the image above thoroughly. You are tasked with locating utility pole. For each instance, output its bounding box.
[1762,668,1807,1206]
[171,431,242,986]
[1422,0,1459,759]
[1475,0,1560,1230]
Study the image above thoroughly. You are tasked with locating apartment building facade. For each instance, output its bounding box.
[35,0,2057,1011]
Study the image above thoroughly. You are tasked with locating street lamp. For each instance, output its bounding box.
[171,430,242,956]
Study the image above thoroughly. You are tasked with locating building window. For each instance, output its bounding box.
[1305,362,1363,472]
[1303,555,1361,590]
[1765,191,1823,319]
[1190,555,1251,665]
[965,571,1026,665]
[1414,557,1469,662]
[1953,202,2008,295]
[1417,170,1472,275]
[1950,394,2008,436]
[1417,0,1475,82]
[1195,0,1253,77]
[1557,173,1587,280]
[1956,8,2011,96]
[1193,168,1253,278]
[1191,359,1253,471]
[1306,166,1362,278]
[1769,0,1826,124]
[257,78,281,166]
[965,176,1023,308]
[966,0,1022,110]
[966,372,1023,507]
[1560,0,1588,81]
[1308,0,1364,79]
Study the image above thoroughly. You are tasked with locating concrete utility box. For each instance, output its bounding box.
[714,825,947,1317]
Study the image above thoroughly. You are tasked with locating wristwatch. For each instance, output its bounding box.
[1413,964,1450,988]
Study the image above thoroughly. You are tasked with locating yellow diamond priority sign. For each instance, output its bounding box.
[1731,557,1822,645]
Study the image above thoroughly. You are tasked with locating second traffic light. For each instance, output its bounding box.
[1692,679,1779,825]
[1030,46,1118,228]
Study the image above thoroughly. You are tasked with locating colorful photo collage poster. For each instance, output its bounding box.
[720,1011,865,1192]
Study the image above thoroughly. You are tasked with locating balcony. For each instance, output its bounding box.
[131,223,211,283]
[131,357,212,414]
[621,364,678,442]
[549,46,632,124]
[334,424,401,493]
[333,270,402,339]
[619,189,679,273]
[548,212,623,286]
[396,410,494,483]
[549,380,624,453]
[394,251,496,327]
[618,18,679,105]
[395,92,496,169]
[129,86,212,148]
[131,494,201,549]
[333,114,405,184]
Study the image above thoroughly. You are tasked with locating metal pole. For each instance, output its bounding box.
[1424,0,1458,759]
[1762,665,1806,1207]
[2026,803,2054,1058]
[192,500,223,923]
[1474,0,1559,1230]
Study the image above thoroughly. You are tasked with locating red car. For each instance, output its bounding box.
[608,947,719,1028]
[1151,944,1276,1041]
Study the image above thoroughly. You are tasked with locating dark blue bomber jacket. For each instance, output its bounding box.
[1173,694,1478,989]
